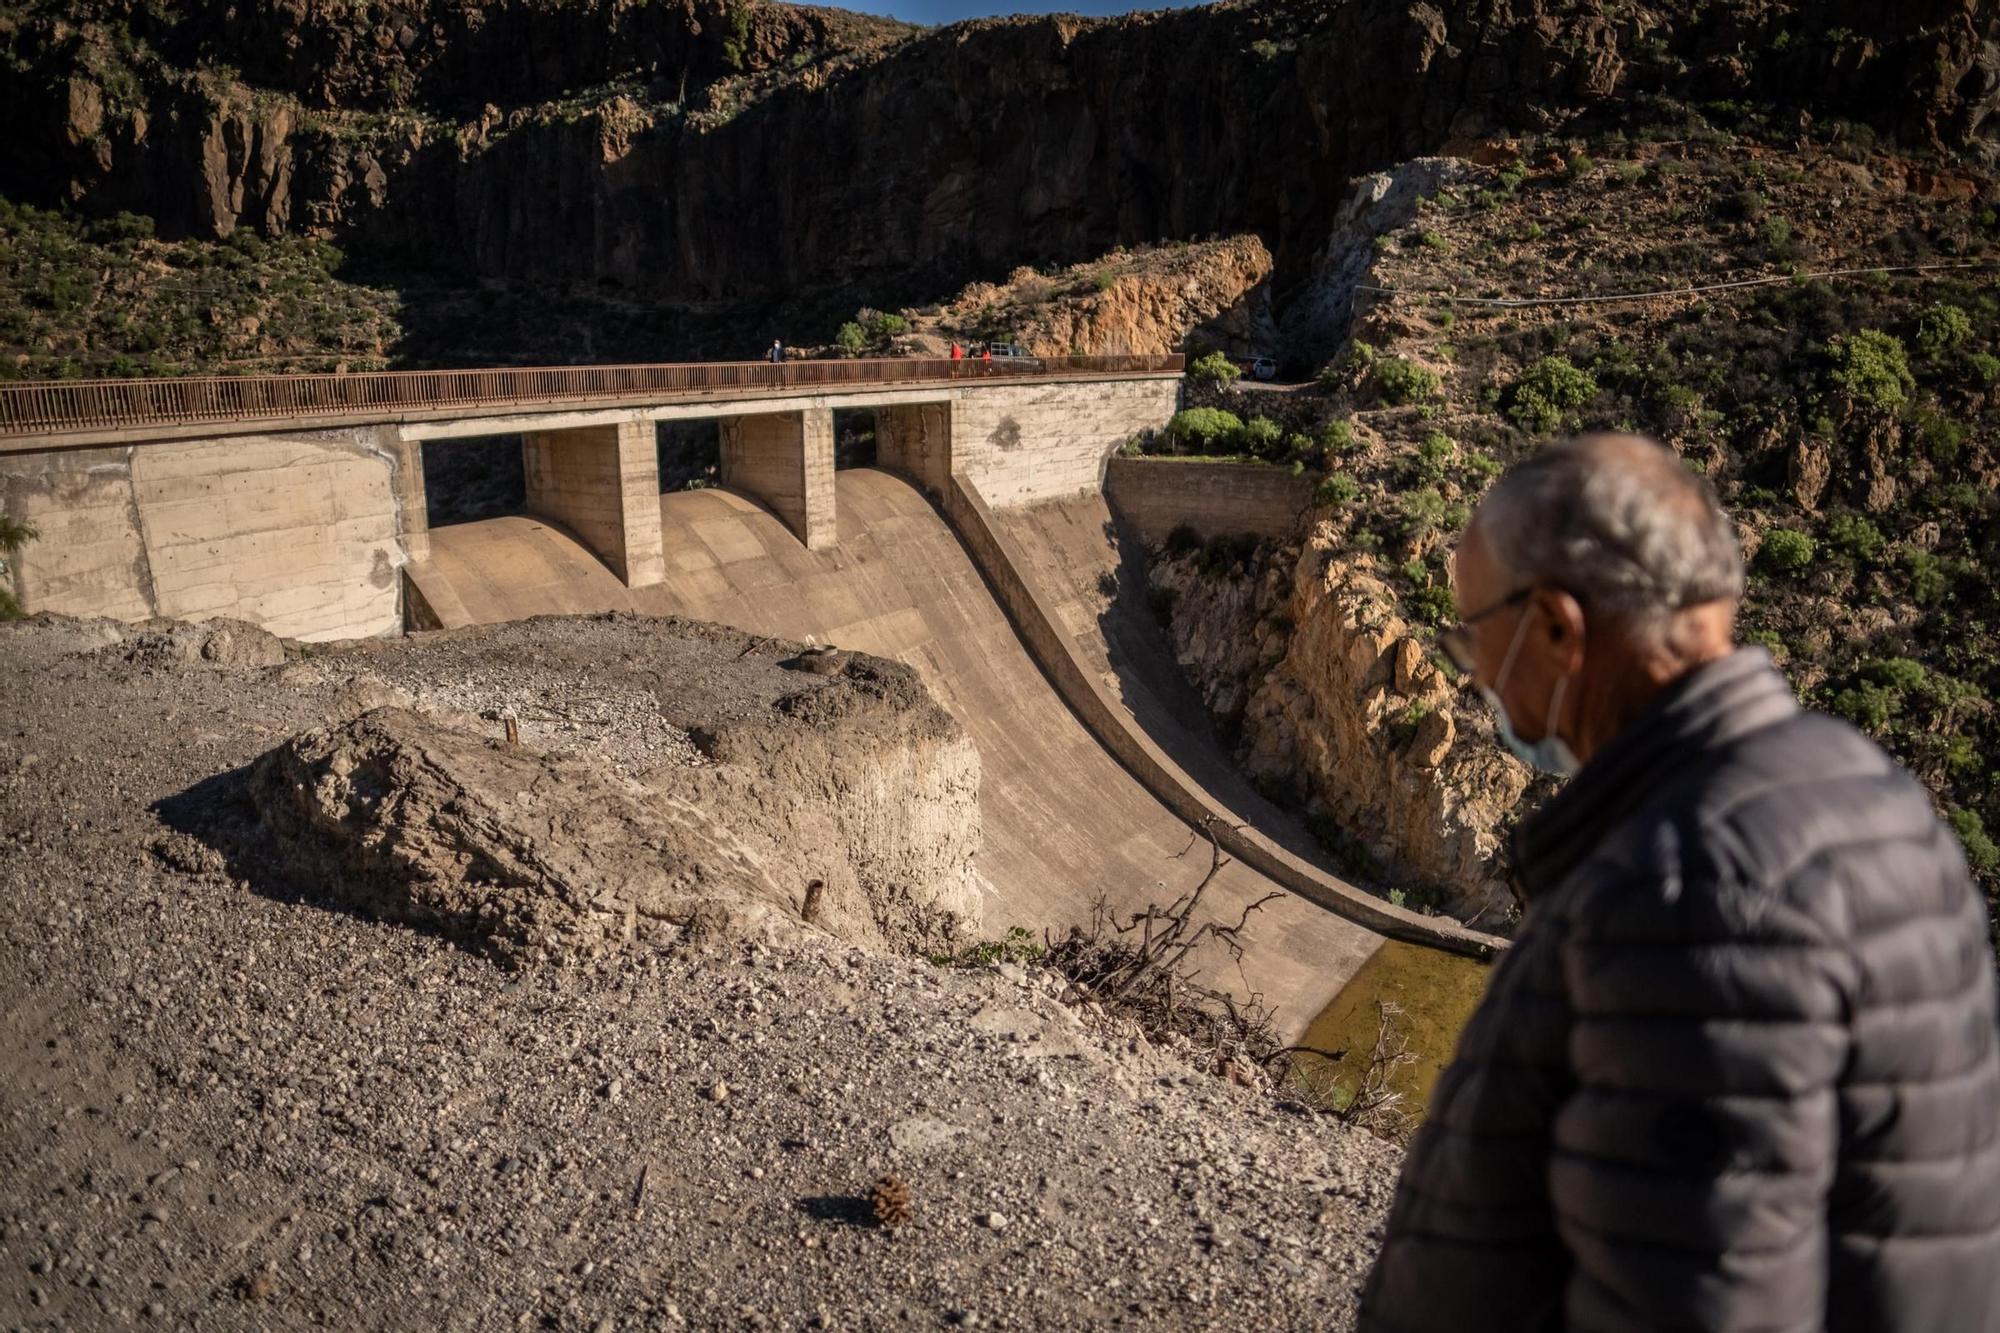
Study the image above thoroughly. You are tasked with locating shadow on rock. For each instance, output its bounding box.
[149,761,479,958]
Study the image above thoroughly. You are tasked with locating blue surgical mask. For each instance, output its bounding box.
[1481,605,1580,778]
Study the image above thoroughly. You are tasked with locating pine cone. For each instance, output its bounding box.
[868,1174,913,1228]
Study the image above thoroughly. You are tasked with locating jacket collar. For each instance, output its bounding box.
[1509,647,1799,903]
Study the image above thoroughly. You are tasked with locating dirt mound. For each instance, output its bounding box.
[102,617,288,671]
[249,640,982,964]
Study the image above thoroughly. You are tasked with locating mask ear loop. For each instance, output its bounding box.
[1490,598,1534,698]
[1544,671,1570,749]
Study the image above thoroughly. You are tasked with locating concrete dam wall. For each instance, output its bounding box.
[0,364,1503,1041]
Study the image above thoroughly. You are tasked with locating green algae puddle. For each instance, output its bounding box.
[1287,940,1492,1120]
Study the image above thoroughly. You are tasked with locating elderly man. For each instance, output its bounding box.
[1360,434,2000,1331]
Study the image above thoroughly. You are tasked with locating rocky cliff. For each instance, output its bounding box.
[1152,531,1528,921]
[5,0,1994,321]
[883,235,1275,359]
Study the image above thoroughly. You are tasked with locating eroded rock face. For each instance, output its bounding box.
[5,1,1987,309]
[1154,527,1527,919]
[250,651,982,963]
[904,236,1276,360]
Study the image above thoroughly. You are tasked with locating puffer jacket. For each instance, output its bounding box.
[1359,648,2000,1332]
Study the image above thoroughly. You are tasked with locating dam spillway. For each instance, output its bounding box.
[416,469,1398,1037]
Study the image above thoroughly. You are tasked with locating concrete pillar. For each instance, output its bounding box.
[718,408,836,550]
[521,419,665,587]
[875,401,953,496]
[385,427,430,564]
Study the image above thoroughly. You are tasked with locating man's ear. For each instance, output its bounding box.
[1533,586,1588,675]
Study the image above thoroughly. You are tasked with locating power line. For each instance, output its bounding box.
[1356,259,2000,309]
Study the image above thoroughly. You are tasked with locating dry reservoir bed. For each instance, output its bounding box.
[0,612,1401,1331]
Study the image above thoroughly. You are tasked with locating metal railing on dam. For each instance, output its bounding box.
[0,355,1184,440]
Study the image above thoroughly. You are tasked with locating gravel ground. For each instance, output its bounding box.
[0,614,1400,1331]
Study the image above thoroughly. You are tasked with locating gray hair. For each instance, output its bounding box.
[1473,434,1744,642]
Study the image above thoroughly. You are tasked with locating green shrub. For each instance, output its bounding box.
[1320,418,1356,454]
[1237,415,1284,460]
[1409,584,1457,626]
[722,1,753,69]
[1864,657,1928,692]
[1166,407,1244,453]
[1831,682,1898,732]
[1185,350,1240,386]
[1093,270,1116,292]
[1917,303,1974,357]
[1416,430,1455,484]
[1903,548,1950,605]
[1315,474,1359,506]
[1827,330,1914,411]
[1943,736,1982,778]
[88,211,154,246]
[857,309,907,341]
[1565,153,1595,181]
[1507,355,1598,433]
[1759,528,1817,574]
[1402,487,1450,539]
[1915,409,1968,465]
[1741,627,1787,659]
[1937,482,1986,513]
[37,275,91,312]
[0,515,36,621]
[1966,351,2000,386]
[1199,534,1258,577]
[834,321,867,355]
[1949,808,2000,876]
[1825,513,1885,564]
[1374,357,1441,405]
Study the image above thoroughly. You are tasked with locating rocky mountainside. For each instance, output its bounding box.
[1122,109,1999,933]
[3,0,1995,350]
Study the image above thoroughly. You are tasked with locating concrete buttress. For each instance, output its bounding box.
[521,419,665,587]
[718,408,836,550]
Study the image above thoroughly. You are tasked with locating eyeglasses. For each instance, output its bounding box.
[1436,586,1533,676]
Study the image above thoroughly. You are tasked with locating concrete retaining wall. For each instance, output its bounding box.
[939,470,1500,958]
[1104,457,1313,547]
[0,428,414,640]
[952,378,1179,509]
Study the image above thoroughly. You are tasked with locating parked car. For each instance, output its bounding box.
[989,343,1032,358]
[1247,357,1278,381]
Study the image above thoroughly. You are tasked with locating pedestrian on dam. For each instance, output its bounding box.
[768,338,784,364]
[950,341,964,361]
[1360,433,2000,1332]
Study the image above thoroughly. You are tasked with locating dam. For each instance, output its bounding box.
[0,358,1502,1044]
